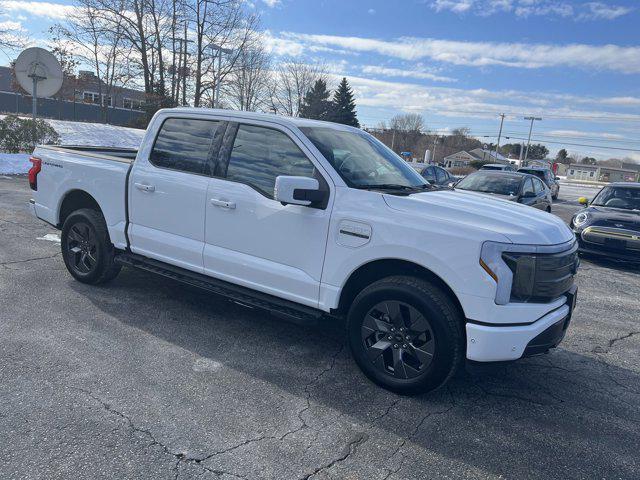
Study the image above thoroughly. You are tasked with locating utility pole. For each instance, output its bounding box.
[523,116,542,166]
[495,113,505,161]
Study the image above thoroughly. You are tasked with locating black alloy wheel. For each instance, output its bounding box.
[361,300,435,379]
[66,222,98,274]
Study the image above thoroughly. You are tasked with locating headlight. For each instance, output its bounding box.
[573,212,589,227]
[480,242,522,305]
[480,240,578,305]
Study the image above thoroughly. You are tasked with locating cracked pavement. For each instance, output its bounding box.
[1,176,639,479]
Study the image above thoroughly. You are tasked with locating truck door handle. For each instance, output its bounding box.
[210,198,236,209]
[134,183,155,192]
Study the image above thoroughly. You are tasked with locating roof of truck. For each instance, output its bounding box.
[162,107,362,132]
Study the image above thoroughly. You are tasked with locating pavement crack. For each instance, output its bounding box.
[72,386,249,479]
[280,342,345,442]
[0,251,61,268]
[608,331,640,349]
[298,433,368,480]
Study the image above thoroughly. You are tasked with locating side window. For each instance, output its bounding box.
[226,124,316,198]
[435,167,447,183]
[423,166,436,182]
[523,178,535,195]
[150,118,220,175]
[533,178,544,193]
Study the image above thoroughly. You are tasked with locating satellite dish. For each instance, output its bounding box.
[14,47,64,120]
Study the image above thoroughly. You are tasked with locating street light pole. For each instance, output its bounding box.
[207,43,233,108]
[523,116,542,166]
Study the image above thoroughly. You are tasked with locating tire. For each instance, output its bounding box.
[61,208,121,285]
[347,276,464,395]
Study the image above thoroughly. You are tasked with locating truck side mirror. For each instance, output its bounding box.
[274,176,326,207]
[578,197,589,206]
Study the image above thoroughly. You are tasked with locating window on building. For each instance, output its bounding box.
[83,92,100,104]
[569,169,574,175]
[123,98,144,110]
[589,171,595,177]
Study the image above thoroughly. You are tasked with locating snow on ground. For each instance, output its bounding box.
[0,118,145,174]
[0,153,31,175]
[44,119,144,147]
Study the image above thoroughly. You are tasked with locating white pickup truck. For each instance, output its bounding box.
[29,108,578,394]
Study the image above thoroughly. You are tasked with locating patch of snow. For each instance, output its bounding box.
[37,233,61,243]
[0,153,31,174]
[0,118,145,174]
[45,119,144,147]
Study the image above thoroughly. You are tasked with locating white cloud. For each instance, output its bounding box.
[278,32,640,74]
[429,0,633,20]
[580,2,633,20]
[361,65,457,83]
[432,0,475,13]
[2,1,76,20]
[261,0,281,7]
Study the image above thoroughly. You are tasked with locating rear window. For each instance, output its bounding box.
[518,169,545,181]
[150,118,220,175]
[457,173,521,196]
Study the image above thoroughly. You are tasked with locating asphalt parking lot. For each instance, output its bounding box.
[1,176,639,480]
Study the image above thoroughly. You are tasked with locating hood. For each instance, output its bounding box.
[582,206,640,229]
[383,189,574,245]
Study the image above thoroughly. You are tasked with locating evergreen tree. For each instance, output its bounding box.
[299,79,332,120]
[331,77,360,127]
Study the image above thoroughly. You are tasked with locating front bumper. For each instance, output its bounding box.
[465,286,576,362]
[575,227,640,262]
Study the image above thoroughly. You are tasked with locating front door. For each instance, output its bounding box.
[203,122,333,308]
[128,117,223,273]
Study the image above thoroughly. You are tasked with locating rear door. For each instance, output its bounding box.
[128,117,224,273]
[532,177,548,209]
[203,122,333,307]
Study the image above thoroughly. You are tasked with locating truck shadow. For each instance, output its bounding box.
[73,267,640,480]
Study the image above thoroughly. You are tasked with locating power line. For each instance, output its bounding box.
[499,136,640,153]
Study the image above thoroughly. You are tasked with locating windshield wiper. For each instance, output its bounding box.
[355,183,431,191]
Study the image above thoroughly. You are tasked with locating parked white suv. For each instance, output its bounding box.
[29,108,579,394]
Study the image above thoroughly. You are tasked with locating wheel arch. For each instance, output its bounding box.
[334,258,466,320]
[57,189,102,227]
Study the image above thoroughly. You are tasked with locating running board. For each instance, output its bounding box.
[114,252,323,326]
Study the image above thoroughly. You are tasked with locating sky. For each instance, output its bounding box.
[1,0,640,161]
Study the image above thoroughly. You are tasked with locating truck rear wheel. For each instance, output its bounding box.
[347,276,464,395]
[61,208,121,285]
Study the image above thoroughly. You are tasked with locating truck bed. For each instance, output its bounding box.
[40,145,138,162]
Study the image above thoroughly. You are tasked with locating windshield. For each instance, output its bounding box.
[299,126,427,188]
[456,173,521,196]
[592,186,640,211]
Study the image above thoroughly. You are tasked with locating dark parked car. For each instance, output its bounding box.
[570,183,640,262]
[517,167,560,200]
[480,163,517,172]
[455,171,553,212]
[408,163,456,187]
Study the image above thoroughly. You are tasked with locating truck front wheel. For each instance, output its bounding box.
[347,276,464,395]
[61,208,121,285]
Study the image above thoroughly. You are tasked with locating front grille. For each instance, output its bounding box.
[582,226,640,252]
[502,242,578,303]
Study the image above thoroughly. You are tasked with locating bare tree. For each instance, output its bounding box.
[0,10,27,55]
[389,113,425,132]
[223,45,270,111]
[269,60,327,117]
[56,0,131,122]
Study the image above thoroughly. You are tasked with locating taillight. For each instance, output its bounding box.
[28,156,42,191]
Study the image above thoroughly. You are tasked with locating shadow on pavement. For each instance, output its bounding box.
[73,267,640,480]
